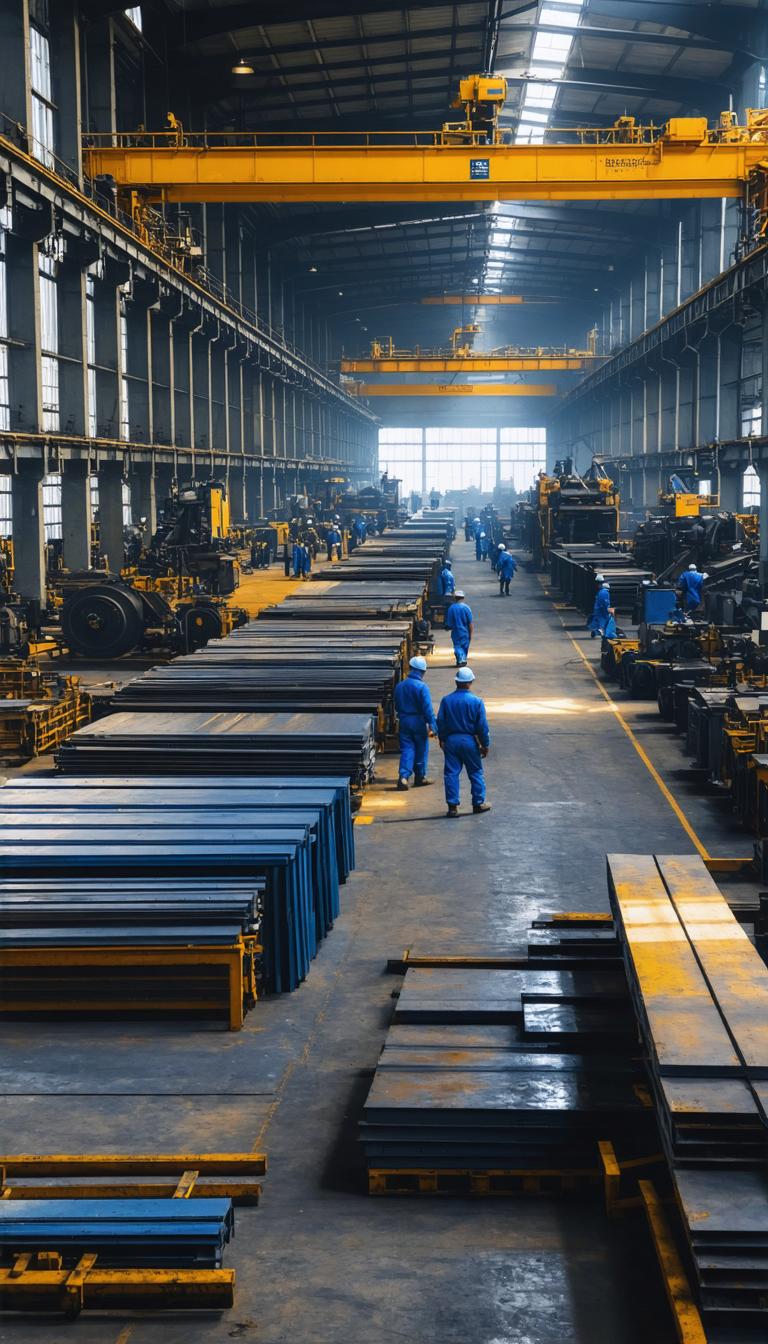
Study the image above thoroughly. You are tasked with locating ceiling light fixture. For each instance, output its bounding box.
[231,56,255,75]
[309,265,318,273]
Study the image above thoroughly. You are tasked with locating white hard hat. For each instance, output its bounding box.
[409,655,427,672]
[602,582,610,589]
[688,563,697,570]
[455,666,475,683]
[454,590,465,598]
[595,573,605,582]
[498,542,506,550]
[444,559,452,567]
[474,516,480,522]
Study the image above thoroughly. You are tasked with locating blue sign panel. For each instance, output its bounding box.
[470,159,490,180]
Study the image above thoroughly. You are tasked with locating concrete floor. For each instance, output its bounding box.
[1,536,751,1343]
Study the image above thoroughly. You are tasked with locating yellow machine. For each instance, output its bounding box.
[0,661,90,763]
[342,328,602,375]
[0,539,14,595]
[522,464,620,568]
[658,491,720,518]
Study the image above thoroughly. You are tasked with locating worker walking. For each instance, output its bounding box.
[588,578,612,638]
[394,655,438,791]
[491,541,504,574]
[326,523,342,561]
[437,666,491,818]
[444,590,473,666]
[678,563,706,614]
[498,547,517,596]
[439,558,455,598]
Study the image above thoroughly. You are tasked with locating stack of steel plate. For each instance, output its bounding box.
[360,954,653,1173]
[56,711,378,786]
[672,1168,768,1319]
[7,773,355,890]
[0,1199,234,1268]
[608,852,768,1328]
[0,784,336,996]
[107,661,400,717]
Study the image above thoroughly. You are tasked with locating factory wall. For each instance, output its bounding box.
[0,0,377,596]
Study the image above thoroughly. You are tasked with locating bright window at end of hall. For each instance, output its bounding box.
[125,6,142,30]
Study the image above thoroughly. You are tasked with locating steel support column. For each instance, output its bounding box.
[11,461,46,601]
[61,459,91,570]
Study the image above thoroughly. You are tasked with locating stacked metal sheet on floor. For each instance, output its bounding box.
[0,775,355,997]
[608,852,768,1327]
[0,1198,234,1268]
[360,932,656,1177]
[56,711,378,786]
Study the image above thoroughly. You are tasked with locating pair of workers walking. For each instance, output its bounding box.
[394,656,490,817]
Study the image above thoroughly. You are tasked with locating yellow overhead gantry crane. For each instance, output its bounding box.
[340,329,602,374]
[348,383,559,397]
[83,81,768,223]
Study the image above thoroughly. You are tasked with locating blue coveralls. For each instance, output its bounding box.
[679,569,704,612]
[498,551,517,594]
[301,545,312,577]
[292,542,304,577]
[394,669,438,782]
[444,600,473,665]
[326,527,342,560]
[439,566,456,597]
[437,688,490,807]
[588,586,611,635]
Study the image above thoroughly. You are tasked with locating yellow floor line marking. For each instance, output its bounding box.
[555,608,711,860]
[115,1328,133,1344]
[354,815,374,825]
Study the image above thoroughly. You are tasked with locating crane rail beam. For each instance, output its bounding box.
[351,383,558,396]
[341,355,600,372]
[82,137,768,205]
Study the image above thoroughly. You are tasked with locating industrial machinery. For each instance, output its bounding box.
[60,575,245,659]
[146,480,239,594]
[340,328,602,375]
[520,461,619,568]
[0,656,90,764]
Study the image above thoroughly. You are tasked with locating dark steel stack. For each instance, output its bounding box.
[57,711,378,787]
[549,546,652,614]
[360,931,655,1175]
[0,775,356,995]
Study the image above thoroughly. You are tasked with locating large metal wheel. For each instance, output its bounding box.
[62,584,145,658]
[179,602,223,649]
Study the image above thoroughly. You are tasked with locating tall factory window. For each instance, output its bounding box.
[119,305,130,440]
[0,209,10,431]
[39,251,59,432]
[125,6,142,29]
[377,428,423,496]
[29,5,55,169]
[0,479,11,535]
[744,466,761,509]
[85,275,97,438]
[499,427,547,493]
[42,474,62,540]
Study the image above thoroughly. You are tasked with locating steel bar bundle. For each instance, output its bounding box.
[56,711,378,786]
[0,1198,234,1268]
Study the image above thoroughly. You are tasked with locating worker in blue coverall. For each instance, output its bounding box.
[678,563,706,614]
[437,665,491,818]
[439,559,455,598]
[291,540,304,578]
[326,524,342,561]
[498,547,517,596]
[588,579,612,638]
[475,529,488,561]
[394,655,438,791]
[444,591,473,666]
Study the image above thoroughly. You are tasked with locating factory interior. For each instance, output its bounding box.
[7,1,768,1340]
